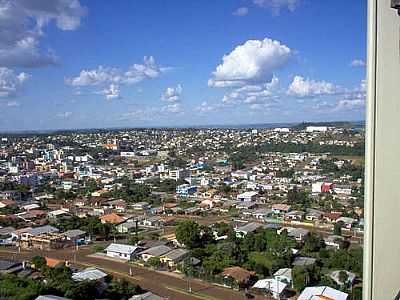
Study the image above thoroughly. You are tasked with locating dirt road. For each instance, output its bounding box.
[0,247,260,300]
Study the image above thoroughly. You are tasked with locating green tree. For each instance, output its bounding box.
[105,279,142,300]
[293,266,309,291]
[175,220,201,249]
[147,257,161,269]
[334,221,344,236]
[31,256,46,270]
[302,233,325,254]
[0,274,46,300]
[65,280,98,300]
[287,188,310,209]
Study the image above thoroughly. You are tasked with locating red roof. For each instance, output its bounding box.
[45,257,64,268]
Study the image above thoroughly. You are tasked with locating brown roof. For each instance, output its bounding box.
[100,213,124,224]
[324,212,342,221]
[221,267,255,283]
[272,204,291,211]
[29,210,46,216]
[88,197,108,206]
[160,216,176,223]
[164,202,178,209]
[0,199,15,206]
[14,227,32,235]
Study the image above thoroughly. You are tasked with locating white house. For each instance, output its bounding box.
[105,243,142,260]
[47,209,70,219]
[236,191,258,202]
[132,202,150,210]
[252,278,287,299]
[231,170,249,179]
[306,126,328,132]
[274,268,293,287]
[298,286,348,300]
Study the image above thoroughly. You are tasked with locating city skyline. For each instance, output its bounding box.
[0,0,366,131]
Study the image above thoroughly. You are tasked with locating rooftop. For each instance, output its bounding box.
[105,243,140,255]
[72,267,108,281]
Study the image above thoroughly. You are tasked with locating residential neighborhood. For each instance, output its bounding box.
[0,124,364,299]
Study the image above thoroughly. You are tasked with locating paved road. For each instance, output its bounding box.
[0,247,263,300]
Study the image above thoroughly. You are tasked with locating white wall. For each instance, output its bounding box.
[364,1,400,298]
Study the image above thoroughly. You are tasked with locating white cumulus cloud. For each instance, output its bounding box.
[334,80,366,111]
[66,56,165,87]
[222,76,280,106]
[100,84,121,100]
[0,67,30,98]
[0,0,86,68]
[66,56,168,100]
[123,56,166,84]
[66,66,119,87]
[161,84,182,103]
[208,38,291,88]
[287,76,340,98]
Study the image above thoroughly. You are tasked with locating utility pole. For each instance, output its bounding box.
[135,219,139,241]
[186,257,192,293]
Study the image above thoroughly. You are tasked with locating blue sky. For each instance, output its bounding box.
[0,0,366,130]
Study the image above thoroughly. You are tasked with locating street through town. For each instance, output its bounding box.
[0,247,261,300]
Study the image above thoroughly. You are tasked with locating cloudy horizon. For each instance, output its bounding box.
[0,0,366,131]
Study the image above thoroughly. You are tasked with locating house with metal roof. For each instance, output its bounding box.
[234,222,262,238]
[105,243,143,260]
[236,191,258,202]
[27,225,59,236]
[278,227,310,242]
[19,226,61,249]
[298,286,348,300]
[292,256,317,267]
[252,278,287,299]
[0,260,23,274]
[72,267,108,282]
[274,268,293,287]
[139,245,172,262]
[116,221,137,233]
[160,248,189,268]
[62,229,87,244]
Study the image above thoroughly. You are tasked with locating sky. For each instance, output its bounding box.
[0,0,367,131]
